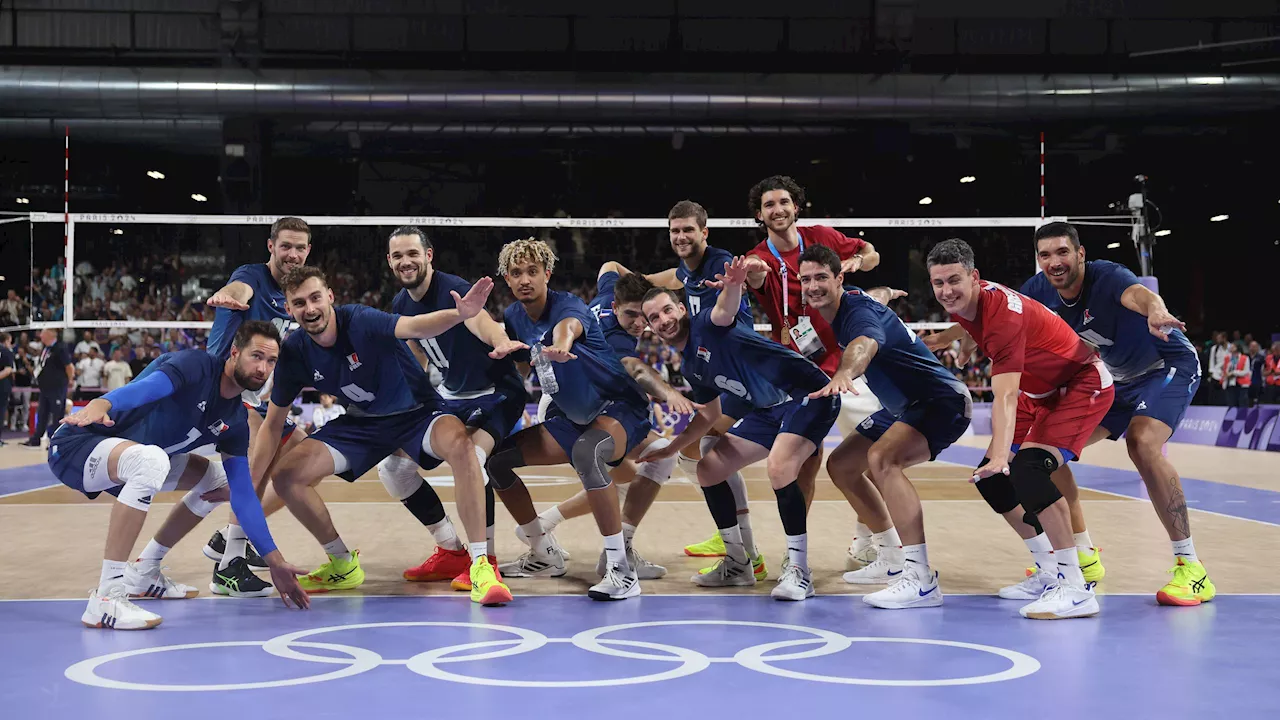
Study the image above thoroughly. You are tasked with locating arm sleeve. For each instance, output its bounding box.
[981,293,1027,375]
[223,455,278,557]
[99,369,176,412]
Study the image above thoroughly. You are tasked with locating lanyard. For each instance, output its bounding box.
[765,231,804,325]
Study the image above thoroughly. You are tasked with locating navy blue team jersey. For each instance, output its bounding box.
[272,304,439,416]
[681,309,830,409]
[832,289,970,416]
[55,350,249,456]
[392,270,526,399]
[503,290,648,425]
[207,264,297,360]
[677,246,754,326]
[588,271,641,360]
[1020,260,1199,383]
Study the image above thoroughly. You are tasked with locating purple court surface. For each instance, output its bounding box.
[1,594,1277,719]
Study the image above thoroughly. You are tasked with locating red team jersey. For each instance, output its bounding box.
[748,224,866,376]
[952,281,1114,457]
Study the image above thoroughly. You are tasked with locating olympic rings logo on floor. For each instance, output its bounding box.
[64,620,1040,691]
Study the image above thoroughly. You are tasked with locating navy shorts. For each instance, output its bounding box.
[48,429,125,500]
[441,390,525,447]
[1100,363,1200,439]
[311,404,452,482]
[719,392,755,423]
[727,395,840,450]
[542,400,652,467]
[855,393,973,461]
[248,400,298,442]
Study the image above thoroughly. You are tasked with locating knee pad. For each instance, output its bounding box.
[571,428,616,491]
[115,445,170,512]
[636,438,677,486]
[974,457,1020,515]
[377,454,425,502]
[1011,448,1062,517]
[181,459,229,518]
[486,443,525,491]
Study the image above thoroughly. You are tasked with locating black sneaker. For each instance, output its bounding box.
[210,557,274,598]
[203,529,268,570]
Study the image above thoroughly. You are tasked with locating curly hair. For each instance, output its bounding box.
[748,175,806,222]
[497,237,558,276]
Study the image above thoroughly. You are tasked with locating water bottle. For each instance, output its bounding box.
[532,343,559,394]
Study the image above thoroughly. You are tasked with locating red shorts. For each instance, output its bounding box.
[1013,360,1114,460]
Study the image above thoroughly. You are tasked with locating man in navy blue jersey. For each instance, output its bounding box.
[487,238,654,601]
[50,320,308,630]
[1020,221,1212,606]
[201,217,311,595]
[384,226,528,591]
[252,266,513,606]
[641,256,839,602]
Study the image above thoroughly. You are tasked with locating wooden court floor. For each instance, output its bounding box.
[2,435,1277,600]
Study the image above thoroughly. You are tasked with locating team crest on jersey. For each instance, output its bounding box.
[347,353,362,370]
[197,401,207,412]
[696,346,711,362]
[1083,309,1094,325]
[208,420,230,436]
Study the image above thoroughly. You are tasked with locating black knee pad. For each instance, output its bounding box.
[1011,447,1062,517]
[571,428,616,491]
[486,443,525,491]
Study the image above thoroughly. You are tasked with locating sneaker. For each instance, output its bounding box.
[452,555,501,591]
[692,555,756,587]
[864,568,944,609]
[700,552,767,582]
[683,530,726,557]
[81,587,162,630]
[469,556,513,606]
[842,556,903,585]
[596,547,667,580]
[1156,558,1216,606]
[1020,580,1099,619]
[1000,568,1056,600]
[403,546,470,582]
[1026,547,1105,583]
[771,563,815,601]
[203,529,267,571]
[588,564,641,601]
[515,524,571,560]
[498,547,567,578]
[211,557,274,598]
[126,562,198,600]
[298,550,365,593]
[845,538,879,571]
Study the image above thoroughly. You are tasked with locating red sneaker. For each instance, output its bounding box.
[403,547,470,582]
[451,555,501,591]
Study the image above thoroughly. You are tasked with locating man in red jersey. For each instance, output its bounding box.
[927,238,1113,620]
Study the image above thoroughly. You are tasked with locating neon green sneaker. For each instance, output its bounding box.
[1157,558,1215,606]
[1026,547,1105,584]
[298,550,365,593]
[684,531,726,557]
[700,553,768,581]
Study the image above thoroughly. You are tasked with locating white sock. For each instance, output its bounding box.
[786,533,808,570]
[538,506,565,531]
[98,559,127,594]
[719,525,748,564]
[138,539,170,564]
[322,536,352,562]
[902,543,929,573]
[738,513,757,558]
[218,524,247,570]
[603,531,630,573]
[622,522,637,546]
[486,523,495,558]
[427,517,463,551]
[1172,537,1199,563]
[1025,533,1055,574]
[1055,547,1086,588]
[467,541,487,562]
[522,519,550,555]
[1073,530,1095,551]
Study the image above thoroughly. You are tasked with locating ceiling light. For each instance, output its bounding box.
[960,176,976,183]
[1210,214,1228,222]
[191,193,207,202]
[146,170,165,180]
[1106,242,1121,249]
[1154,229,1171,237]
[15,197,29,204]
[918,197,933,205]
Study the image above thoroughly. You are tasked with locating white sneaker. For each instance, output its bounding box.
[864,567,944,609]
[126,562,199,600]
[845,539,879,571]
[692,555,756,587]
[498,547,567,578]
[771,563,815,601]
[515,524,571,560]
[1019,581,1099,620]
[842,556,903,585]
[81,587,162,630]
[999,569,1056,600]
[588,564,641,601]
[596,547,667,580]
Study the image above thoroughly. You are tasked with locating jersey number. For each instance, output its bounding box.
[163,427,202,454]
[714,374,750,400]
[340,383,377,403]
[688,295,702,314]
[418,338,449,369]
